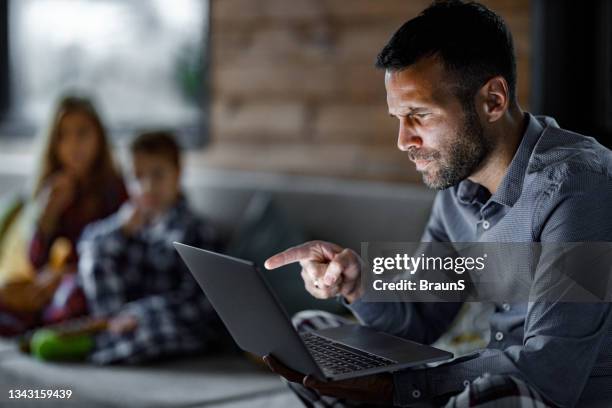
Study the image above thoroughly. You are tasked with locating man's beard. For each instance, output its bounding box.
[409,106,490,190]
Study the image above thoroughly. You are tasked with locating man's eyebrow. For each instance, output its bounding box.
[389,106,429,116]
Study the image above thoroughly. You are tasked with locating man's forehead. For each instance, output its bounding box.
[384,57,452,106]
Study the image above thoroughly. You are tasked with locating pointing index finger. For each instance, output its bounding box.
[264,243,313,270]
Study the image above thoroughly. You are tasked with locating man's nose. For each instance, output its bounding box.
[397,120,422,151]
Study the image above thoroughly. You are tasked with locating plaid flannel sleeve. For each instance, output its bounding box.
[77,212,136,317]
[120,215,218,329]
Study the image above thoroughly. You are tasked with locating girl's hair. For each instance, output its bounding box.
[32,95,120,197]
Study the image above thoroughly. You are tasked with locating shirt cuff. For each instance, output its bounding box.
[392,369,430,406]
[339,296,391,326]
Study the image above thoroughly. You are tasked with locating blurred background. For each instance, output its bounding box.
[0,1,610,407]
[0,0,610,182]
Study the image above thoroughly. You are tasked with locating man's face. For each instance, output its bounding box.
[385,56,490,189]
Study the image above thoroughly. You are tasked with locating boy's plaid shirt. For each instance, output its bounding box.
[77,196,224,364]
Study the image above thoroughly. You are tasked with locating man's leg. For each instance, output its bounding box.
[288,311,437,407]
[288,311,554,408]
[444,374,555,408]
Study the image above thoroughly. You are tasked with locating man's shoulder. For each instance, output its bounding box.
[523,125,612,230]
[527,124,612,185]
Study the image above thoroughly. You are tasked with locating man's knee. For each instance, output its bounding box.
[444,374,552,408]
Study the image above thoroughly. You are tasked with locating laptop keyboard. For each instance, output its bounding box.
[301,332,397,376]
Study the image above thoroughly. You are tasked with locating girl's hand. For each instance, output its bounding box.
[39,173,76,232]
[0,272,61,313]
[47,173,76,214]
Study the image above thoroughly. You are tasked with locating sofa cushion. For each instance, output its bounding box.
[0,169,435,408]
[0,339,293,408]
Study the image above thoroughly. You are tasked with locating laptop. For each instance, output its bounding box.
[174,242,453,381]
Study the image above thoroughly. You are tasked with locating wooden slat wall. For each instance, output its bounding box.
[202,0,531,183]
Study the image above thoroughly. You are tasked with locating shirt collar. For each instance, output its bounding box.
[455,112,544,207]
[456,178,489,205]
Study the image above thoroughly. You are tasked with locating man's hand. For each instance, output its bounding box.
[264,240,364,303]
[263,354,393,404]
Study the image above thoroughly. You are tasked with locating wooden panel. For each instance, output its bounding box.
[208,0,532,183]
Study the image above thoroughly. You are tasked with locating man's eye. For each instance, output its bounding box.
[407,112,430,119]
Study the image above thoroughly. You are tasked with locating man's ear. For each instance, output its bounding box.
[477,76,509,123]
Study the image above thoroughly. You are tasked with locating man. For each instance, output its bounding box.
[263,1,612,407]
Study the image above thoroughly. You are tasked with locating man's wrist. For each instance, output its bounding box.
[343,287,364,304]
[344,294,359,304]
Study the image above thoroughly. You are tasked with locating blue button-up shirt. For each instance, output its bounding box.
[348,113,612,407]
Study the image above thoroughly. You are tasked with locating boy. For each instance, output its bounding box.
[77,131,224,364]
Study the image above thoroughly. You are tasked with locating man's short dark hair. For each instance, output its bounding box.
[130,130,181,169]
[376,0,517,106]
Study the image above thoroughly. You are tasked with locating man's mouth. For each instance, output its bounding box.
[410,157,433,171]
[414,158,432,171]
[407,147,439,171]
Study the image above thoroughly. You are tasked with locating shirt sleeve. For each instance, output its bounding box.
[392,175,612,407]
[28,227,52,269]
[346,191,463,344]
[77,212,134,316]
[347,300,463,346]
[29,195,56,268]
[117,259,217,344]
[115,217,221,341]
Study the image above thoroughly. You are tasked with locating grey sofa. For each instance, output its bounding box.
[0,168,435,407]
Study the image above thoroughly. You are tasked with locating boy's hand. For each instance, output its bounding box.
[120,203,151,236]
[108,314,138,334]
[263,355,394,404]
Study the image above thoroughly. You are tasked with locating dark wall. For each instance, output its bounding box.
[531,0,612,147]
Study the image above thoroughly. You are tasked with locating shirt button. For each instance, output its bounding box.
[502,303,511,311]
[482,220,490,230]
[463,380,470,388]
[412,389,421,399]
[494,331,504,341]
